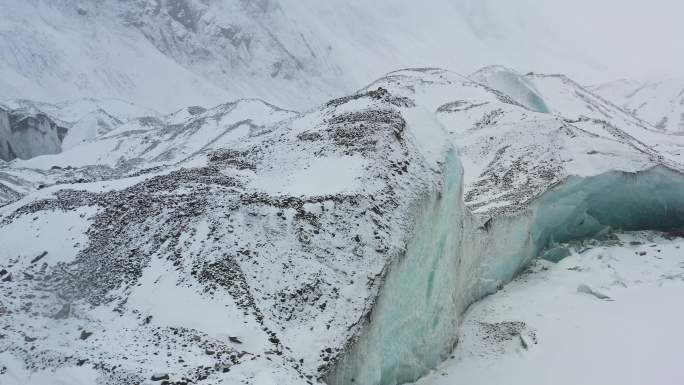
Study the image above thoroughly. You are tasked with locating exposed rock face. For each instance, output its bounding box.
[0,108,10,159]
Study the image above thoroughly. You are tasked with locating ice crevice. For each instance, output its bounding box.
[327,154,684,385]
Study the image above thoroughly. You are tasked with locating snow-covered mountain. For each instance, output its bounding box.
[3,98,157,127]
[592,78,684,133]
[3,1,684,383]
[0,97,160,160]
[2,67,684,385]
[0,0,617,113]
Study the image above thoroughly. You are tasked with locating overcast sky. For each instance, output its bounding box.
[511,0,684,82]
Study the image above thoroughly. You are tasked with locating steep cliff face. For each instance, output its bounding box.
[326,69,684,385]
[327,152,470,385]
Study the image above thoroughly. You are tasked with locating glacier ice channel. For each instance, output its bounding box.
[327,164,684,385]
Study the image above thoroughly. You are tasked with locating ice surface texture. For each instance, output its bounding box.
[327,152,469,385]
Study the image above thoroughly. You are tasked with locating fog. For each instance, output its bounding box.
[463,0,684,83]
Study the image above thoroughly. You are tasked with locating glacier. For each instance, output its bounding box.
[326,69,684,385]
[0,105,63,161]
[2,67,684,385]
[326,151,469,385]
[327,165,684,385]
[2,1,684,383]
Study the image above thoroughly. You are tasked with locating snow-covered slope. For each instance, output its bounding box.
[592,78,684,133]
[0,98,295,208]
[414,230,684,385]
[2,68,684,385]
[3,98,158,126]
[0,0,621,113]
[589,79,643,106]
[17,99,295,171]
[0,97,160,158]
[366,68,684,213]
[472,66,658,135]
[0,84,456,385]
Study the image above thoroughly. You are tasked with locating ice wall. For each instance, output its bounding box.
[328,165,684,385]
[0,108,63,161]
[476,166,684,293]
[326,151,476,385]
[532,167,684,256]
[0,107,13,161]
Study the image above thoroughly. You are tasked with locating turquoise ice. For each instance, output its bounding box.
[328,164,684,385]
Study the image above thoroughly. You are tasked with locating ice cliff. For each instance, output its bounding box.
[0,105,64,161]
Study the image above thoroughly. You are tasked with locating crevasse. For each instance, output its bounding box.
[327,157,684,385]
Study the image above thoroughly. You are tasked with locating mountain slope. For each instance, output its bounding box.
[0,0,616,113]
[0,0,230,113]
[0,97,160,158]
[592,79,684,133]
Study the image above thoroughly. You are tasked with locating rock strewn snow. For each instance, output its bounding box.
[365,67,684,215]
[1,67,684,385]
[0,87,452,384]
